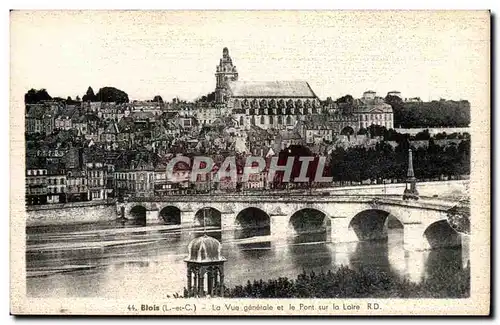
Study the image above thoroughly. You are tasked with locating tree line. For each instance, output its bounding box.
[329,137,470,184]
[269,128,470,186]
[25,86,132,104]
[224,264,470,298]
[385,95,470,128]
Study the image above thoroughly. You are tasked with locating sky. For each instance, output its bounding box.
[10,10,489,103]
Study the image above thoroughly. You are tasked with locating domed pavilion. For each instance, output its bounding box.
[184,234,226,297]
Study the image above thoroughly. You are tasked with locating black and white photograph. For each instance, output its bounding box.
[9,10,490,315]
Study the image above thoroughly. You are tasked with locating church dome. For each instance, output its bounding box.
[185,234,226,263]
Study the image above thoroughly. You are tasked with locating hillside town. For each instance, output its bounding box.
[24,48,470,205]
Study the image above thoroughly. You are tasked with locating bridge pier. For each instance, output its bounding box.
[181,211,197,229]
[145,209,162,225]
[403,223,426,251]
[270,214,289,242]
[330,216,358,243]
[221,212,237,243]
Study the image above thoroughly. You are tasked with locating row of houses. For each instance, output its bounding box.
[26,158,109,205]
[25,151,276,205]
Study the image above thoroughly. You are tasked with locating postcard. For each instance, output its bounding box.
[10,10,490,316]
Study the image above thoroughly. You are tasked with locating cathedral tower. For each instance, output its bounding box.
[215,47,238,103]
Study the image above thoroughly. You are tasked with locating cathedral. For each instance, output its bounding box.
[208,47,393,134]
[214,47,323,130]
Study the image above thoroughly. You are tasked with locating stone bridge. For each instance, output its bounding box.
[116,194,469,252]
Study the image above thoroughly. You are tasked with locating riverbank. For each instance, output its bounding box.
[26,199,114,211]
[214,264,470,298]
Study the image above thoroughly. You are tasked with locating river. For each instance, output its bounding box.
[26,221,465,298]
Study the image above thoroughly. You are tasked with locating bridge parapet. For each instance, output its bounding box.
[123,194,459,212]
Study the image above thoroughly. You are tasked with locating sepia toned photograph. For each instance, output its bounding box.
[10,10,490,315]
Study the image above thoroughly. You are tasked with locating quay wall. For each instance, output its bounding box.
[26,201,116,227]
[394,127,470,135]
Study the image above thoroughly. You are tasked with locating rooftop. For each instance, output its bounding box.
[228,80,317,98]
[185,234,226,263]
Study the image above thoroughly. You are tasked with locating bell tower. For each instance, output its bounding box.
[215,47,238,103]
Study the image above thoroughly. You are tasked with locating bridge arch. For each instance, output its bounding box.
[289,208,331,243]
[348,209,404,241]
[159,206,181,225]
[235,207,271,239]
[194,207,222,228]
[423,219,462,249]
[289,208,330,234]
[129,205,147,225]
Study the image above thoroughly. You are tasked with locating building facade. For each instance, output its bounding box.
[25,167,48,205]
[353,91,394,130]
[86,162,108,200]
[66,170,88,202]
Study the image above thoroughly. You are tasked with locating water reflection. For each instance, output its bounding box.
[234,226,270,240]
[287,242,333,272]
[26,221,464,298]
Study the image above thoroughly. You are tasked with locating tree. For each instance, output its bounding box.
[153,95,164,103]
[95,87,129,103]
[384,94,404,108]
[367,125,387,138]
[75,95,81,101]
[336,94,354,105]
[82,86,97,102]
[24,88,52,104]
[414,129,431,141]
